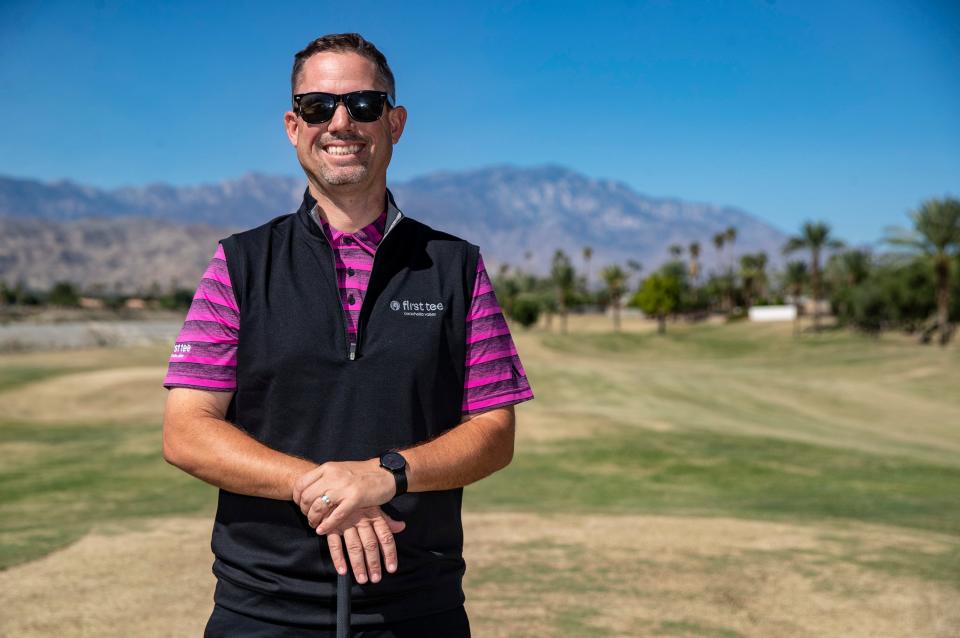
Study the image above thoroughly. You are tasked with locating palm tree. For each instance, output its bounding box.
[600,265,629,332]
[783,261,809,336]
[688,241,701,283]
[627,259,643,275]
[833,250,872,287]
[783,221,845,332]
[724,226,738,273]
[668,244,683,259]
[739,252,768,309]
[582,246,593,292]
[712,232,725,271]
[712,232,729,311]
[551,249,576,335]
[884,197,960,346]
[826,250,872,324]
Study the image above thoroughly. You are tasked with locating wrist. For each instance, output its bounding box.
[365,457,395,502]
[377,450,408,498]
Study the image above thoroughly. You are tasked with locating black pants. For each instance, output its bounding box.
[204,604,470,637]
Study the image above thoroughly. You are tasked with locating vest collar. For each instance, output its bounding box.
[297,186,405,242]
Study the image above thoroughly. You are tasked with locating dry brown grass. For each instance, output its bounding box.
[1,513,957,637]
[3,322,959,636]
[0,366,168,424]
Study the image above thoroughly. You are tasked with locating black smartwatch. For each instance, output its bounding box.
[379,450,408,497]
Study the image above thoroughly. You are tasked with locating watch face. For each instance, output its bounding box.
[381,451,405,471]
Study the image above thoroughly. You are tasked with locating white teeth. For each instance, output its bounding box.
[325,144,362,155]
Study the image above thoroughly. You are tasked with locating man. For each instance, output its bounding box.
[162,33,533,636]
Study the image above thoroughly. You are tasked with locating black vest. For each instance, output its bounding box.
[213,189,480,626]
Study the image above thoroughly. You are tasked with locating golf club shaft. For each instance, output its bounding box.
[336,571,351,638]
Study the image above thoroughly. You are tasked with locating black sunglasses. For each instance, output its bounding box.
[293,90,394,124]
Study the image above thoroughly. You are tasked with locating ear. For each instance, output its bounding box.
[283,110,299,147]
[387,106,407,144]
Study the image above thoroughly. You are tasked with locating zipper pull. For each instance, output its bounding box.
[349,342,357,360]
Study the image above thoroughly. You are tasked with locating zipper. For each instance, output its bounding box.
[310,207,355,361]
[353,212,403,361]
[312,205,404,362]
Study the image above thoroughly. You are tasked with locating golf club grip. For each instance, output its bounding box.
[336,571,351,638]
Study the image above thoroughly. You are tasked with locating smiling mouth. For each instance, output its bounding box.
[322,143,364,156]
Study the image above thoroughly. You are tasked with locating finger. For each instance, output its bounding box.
[308,495,333,528]
[382,514,406,534]
[326,532,348,576]
[299,479,331,515]
[343,527,368,584]
[317,498,353,535]
[371,516,399,574]
[293,466,324,504]
[356,521,383,583]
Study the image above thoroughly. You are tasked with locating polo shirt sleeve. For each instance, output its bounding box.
[461,253,534,416]
[162,243,239,392]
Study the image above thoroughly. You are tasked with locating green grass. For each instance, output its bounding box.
[0,421,216,569]
[1,323,959,600]
[0,366,76,393]
[530,321,960,466]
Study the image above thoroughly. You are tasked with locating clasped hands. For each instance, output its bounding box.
[292,459,401,585]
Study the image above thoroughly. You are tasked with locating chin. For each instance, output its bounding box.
[318,165,369,186]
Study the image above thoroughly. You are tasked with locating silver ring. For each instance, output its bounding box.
[320,494,332,507]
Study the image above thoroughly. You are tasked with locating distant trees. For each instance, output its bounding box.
[738,252,769,309]
[633,270,682,334]
[884,197,960,345]
[474,196,957,346]
[582,246,593,291]
[826,249,872,325]
[724,226,738,273]
[783,261,809,335]
[600,265,629,332]
[713,232,725,266]
[0,281,40,306]
[551,250,577,335]
[830,253,940,336]
[0,278,195,312]
[783,222,845,332]
[688,241,701,283]
[47,282,80,307]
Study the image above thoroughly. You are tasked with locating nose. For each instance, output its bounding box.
[326,103,353,133]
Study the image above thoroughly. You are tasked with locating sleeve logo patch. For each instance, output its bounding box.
[171,343,192,358]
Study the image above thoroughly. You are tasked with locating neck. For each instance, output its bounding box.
[306,178,387,233]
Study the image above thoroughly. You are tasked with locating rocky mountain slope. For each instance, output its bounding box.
[0,166,787,292]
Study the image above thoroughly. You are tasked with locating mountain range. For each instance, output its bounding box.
[0,166,787,293]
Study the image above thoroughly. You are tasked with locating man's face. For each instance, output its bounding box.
[284,52,406,194]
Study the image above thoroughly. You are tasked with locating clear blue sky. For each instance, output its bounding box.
[1,0,957,244]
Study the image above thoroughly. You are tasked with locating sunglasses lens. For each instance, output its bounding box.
[297,92,387,124]
[299,94,337,124]
[344,92,386,122]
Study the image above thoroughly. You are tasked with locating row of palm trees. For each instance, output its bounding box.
[568,197,960,344]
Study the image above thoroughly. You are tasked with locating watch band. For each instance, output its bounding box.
[380,451,408,497]
[392,464,408,497]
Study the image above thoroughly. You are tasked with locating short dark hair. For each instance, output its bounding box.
[291,33,396,107]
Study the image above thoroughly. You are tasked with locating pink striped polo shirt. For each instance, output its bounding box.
[163,209,533,416]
